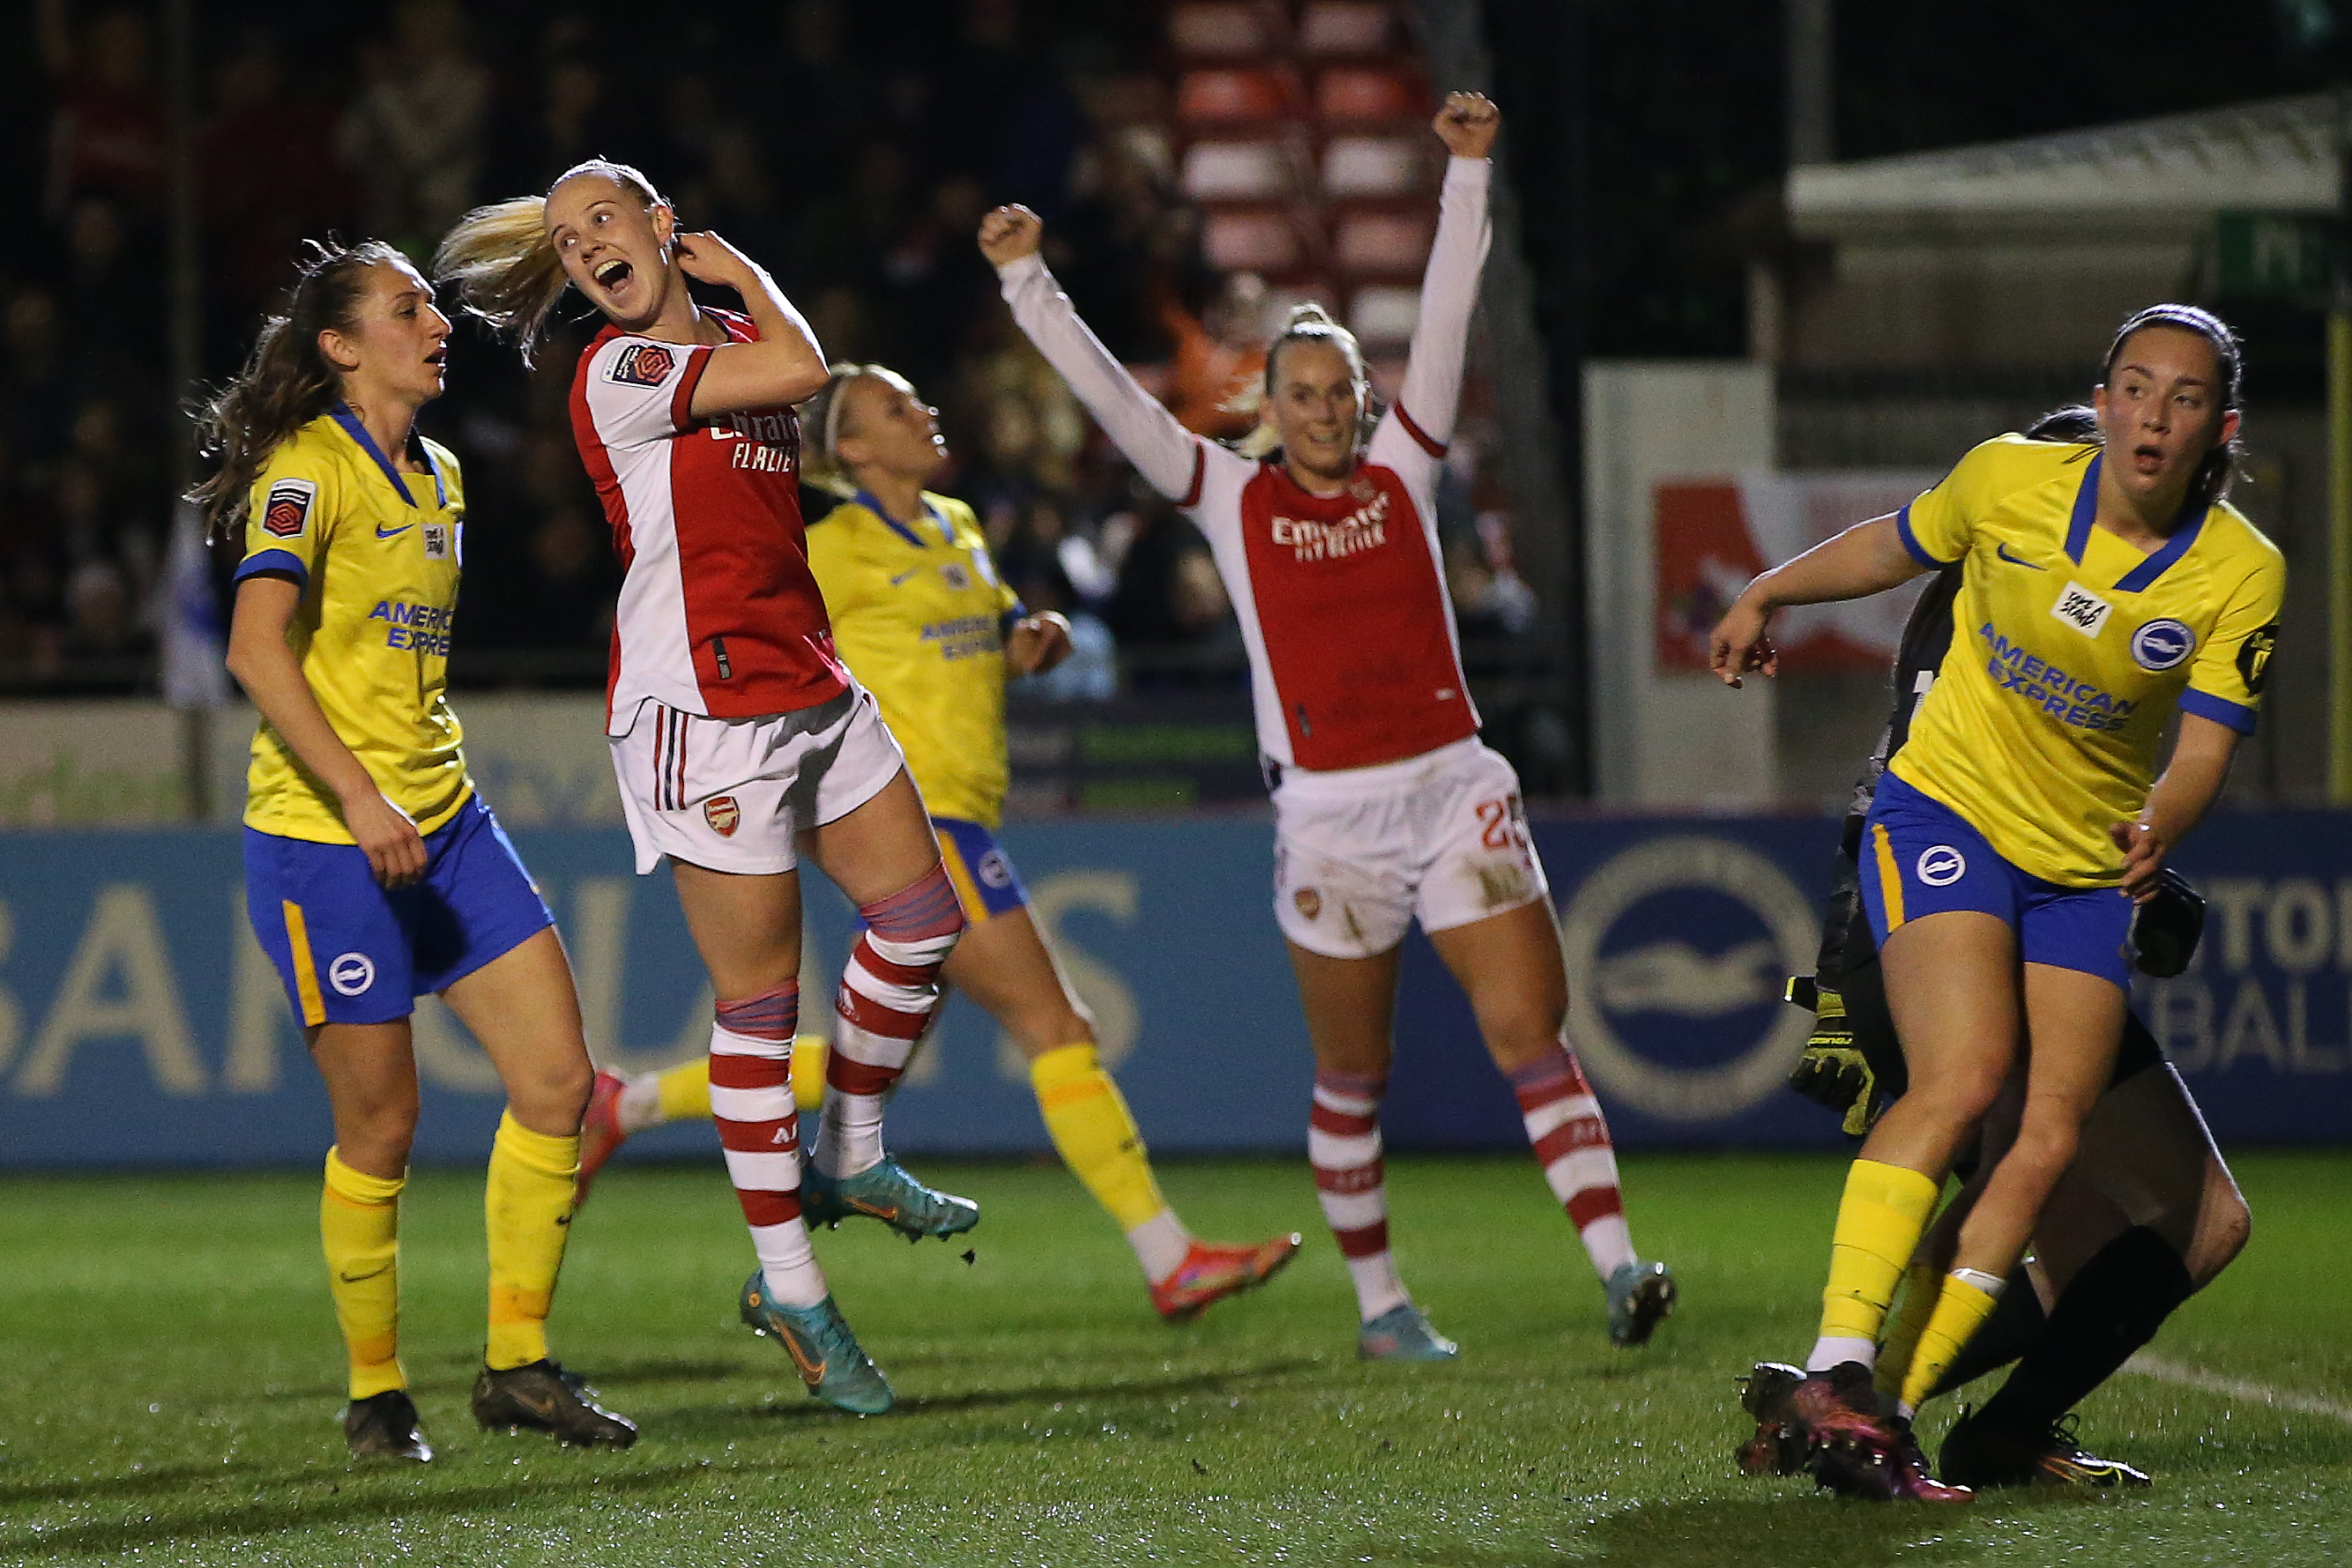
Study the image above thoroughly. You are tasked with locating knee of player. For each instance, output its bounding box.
[509,1051,595,1126]
[1470,996,1567,1062]
[2191,1183,2252,1285]
[1998,1117,2082,1188]
[1899,1063,2006,1129]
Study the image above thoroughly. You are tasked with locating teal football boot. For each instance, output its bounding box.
[738,1272,894,1416]
[1358,1302,1460,1362]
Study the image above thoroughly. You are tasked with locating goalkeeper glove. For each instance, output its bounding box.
[1783,976,1881,1137]
[2131,866,2204,978]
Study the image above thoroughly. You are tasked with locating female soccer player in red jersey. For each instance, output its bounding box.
[982,93,1674,1359]
[196,239,634,1459]
[437,160,971,1416]
[575,360,1302,1323]
[1710,307,2282,1501]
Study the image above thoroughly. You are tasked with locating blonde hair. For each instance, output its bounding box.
[434,158,668,364]
[1231,302,1372,460]
[800,362,912,494]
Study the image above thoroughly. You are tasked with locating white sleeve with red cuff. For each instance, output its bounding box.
[997,253,1247,512]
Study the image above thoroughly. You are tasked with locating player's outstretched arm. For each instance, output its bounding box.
[982,204,1209,504]
[1709,514,1923,687]
[1395,92,1500,449]
[676,230,830,417]
[224,575,427,887]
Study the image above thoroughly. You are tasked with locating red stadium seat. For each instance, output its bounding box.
[1332,207,1433,276]
[1297,1,1396,57]
[1314,64,1429,125]
[1321,136,1427,199]
[1176,66,1303,126]
[1348,284,1421,347]
[1168,1,1282,58]
[1202,206,1313,272]
[1181,138,1304,203]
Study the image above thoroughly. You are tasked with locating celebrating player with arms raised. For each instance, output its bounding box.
[437,160,971,1416]
[197,240,634,1460]
[981,93,1674,1358]
[575,360,1302,1322]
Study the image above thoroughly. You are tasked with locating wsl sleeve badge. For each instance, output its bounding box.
[261,478,316,538]
[609,342,677,388]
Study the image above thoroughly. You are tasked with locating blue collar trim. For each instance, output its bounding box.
[2064,454,2097,565]
[857,488,943,550]
[2067,449,2209,592]
[331,404,444,509]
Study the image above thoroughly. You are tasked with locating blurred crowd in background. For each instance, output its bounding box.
[0,0,1543,699]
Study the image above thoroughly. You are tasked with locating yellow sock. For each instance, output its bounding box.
[790,1033,828,1113]
[1900,1271,2005,1414]
[1818,1159,1942,1344]
[657,1056,714,1123]
[322,1148,406,1401]
[1030,1043,1170,1230]
[485,1111,580,1371]
[1874,1253,1944,1400]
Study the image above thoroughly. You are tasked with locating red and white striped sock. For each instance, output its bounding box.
[710,980,826,1307]
[1509,1044,1637,1281]
[1310,1068,1409,1324]
[815,863,965,1178]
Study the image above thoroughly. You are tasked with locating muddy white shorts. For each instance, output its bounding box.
[610,685,906,875]
[1271,737,1550,959]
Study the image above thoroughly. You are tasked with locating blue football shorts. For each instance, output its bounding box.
[244,792,555,1027]
[1858,770,2134,989]
[931,815,1031,925]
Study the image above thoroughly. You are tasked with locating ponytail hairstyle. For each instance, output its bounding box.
[435,157,669,366]
[189,238,409,541]
[1229,302,1374,460]
[2099,302,2245,509]
[800,362,908,494]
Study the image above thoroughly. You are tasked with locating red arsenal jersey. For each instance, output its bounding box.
[569,309,847,735]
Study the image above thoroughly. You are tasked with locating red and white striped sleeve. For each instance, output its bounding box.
[580,334,714,449]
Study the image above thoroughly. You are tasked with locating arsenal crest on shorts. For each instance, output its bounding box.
[703,795,741,836]
[1294,888,1321,919]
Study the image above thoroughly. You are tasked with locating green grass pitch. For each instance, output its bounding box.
[2,1151,2348,1565]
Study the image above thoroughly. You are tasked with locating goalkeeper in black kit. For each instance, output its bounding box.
[1752,405,2252,1490]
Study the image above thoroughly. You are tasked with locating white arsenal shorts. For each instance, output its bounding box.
[610,685,906,875]
[1271,737,1551,959]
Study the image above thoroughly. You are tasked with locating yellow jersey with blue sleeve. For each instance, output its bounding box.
[233,406,473,844]
[805,490,1023,829]
[1888,435,2284,887]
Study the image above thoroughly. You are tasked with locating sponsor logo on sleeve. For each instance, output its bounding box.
[608,343,676,387]
[2130,618,2196,672]
[261,478,316,538]
[703,795,741,836]
[2050,582,2112,639]
[2237,621,2278,694]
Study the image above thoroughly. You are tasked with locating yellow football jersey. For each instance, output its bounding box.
[234,408,473,844]
[1889,435,2284,887]
[807,491,1023,828]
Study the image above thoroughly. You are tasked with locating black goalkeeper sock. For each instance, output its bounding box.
[1969,1225,2194,1437]
[1927,1263,2044,1398]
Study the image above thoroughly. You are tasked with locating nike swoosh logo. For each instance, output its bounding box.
[376,522,415,539]
[1995,542,2043,569]
[888,569,919,586]
[338,1265,392,1284]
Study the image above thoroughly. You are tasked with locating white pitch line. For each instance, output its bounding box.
[2123,1354,2352,1424]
